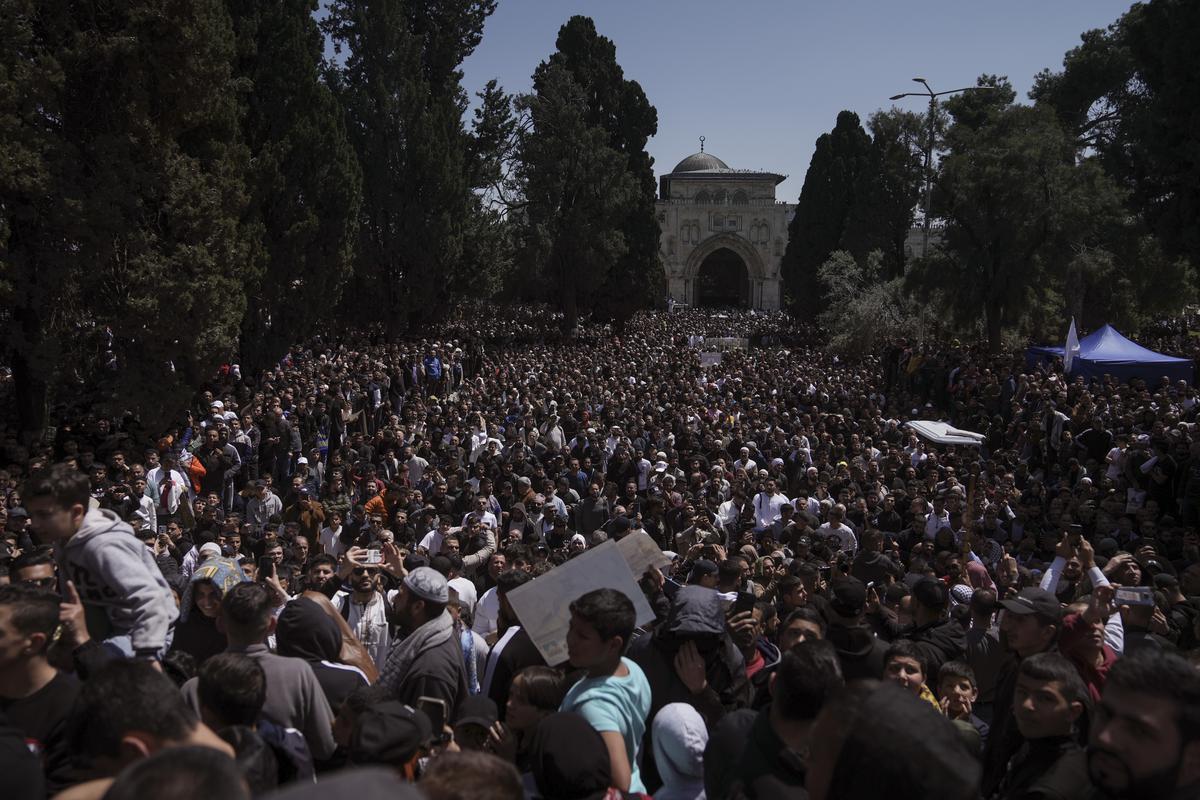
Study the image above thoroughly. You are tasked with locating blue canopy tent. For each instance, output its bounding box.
[1064,324,1192,384]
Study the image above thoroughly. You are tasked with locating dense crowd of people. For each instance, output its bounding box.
[2,305,1200,800]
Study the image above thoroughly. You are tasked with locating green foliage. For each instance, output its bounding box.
[534,16,660,326]
[517,62,636,331]
[782,111,872,317]
[841,109,926,277]
[2,0,254,433]
[910,95,1126,351]
[817,250,919,356]
[324,0,494,329]
[229,0,362,373]
[511,16,659,329]
[1034,0,1200,271]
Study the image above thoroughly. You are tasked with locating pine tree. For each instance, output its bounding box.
[227,0,362,374]
[781,111,871,317]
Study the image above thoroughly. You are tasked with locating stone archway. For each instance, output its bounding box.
[695,248,749,307]
[683,233,768,309]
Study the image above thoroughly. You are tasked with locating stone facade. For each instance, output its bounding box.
[656,149,794,310]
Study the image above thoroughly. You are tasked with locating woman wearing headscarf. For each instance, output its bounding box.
[651,703,708,800]
[170,557,248,664]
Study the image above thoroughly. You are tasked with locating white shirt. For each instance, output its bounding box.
[463,511,498,531]
[816,522,858,555]
[419,529,447,554]
[449,576,478,612]
[752,491,787,531]
[472,586,500,639]
[334,590,393,669]
[319,526,347,559]
[406,455,430,484]
[924,510,951,539]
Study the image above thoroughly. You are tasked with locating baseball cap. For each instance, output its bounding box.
[830,577,867,617]
[454,696,499,729]
[688,559,719,582]
[999,587,1062,620]
[403,566,449,604]
[912,577,950,611]
[349,702,432,765]
[296,456,308,465]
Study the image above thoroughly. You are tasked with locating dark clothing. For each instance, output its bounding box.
[903,617,967,678]
[627,585,748,793]
[0,711,44,800]
[170,611,227,665]
[482,626,549,721]
[995,736,1090,800]
[826,622,889,681]
[705,707,807,800]
[275,597,369,714]
[983,654,1028,797]
[850,551,899,585]
[0,672,79,795]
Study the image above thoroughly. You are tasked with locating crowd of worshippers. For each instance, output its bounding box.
[2,306,1200,800]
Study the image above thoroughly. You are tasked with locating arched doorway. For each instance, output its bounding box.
[695,248,749,307]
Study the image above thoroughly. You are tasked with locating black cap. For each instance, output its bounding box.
[454,695,499,729]
[830,577,867,617]
[999,587,1062,620]
[403,553,429,572]
[349,702,432,766]
[912,577,950,611]
[688,559,719,582]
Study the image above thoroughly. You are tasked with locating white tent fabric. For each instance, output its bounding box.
[905,420,985,447]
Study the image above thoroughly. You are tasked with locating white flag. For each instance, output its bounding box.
[1064,318,1080,373]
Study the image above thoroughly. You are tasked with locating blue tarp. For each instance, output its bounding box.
[1028,324,1193,385]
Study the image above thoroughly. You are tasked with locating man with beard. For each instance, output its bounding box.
[377,566,468,713]
[1088,649,1200,800]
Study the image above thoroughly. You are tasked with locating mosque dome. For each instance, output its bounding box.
[671,151,731,173]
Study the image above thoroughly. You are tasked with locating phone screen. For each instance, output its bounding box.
[733,591,757,616]
[416,695,448,740]
[257,557,275,578]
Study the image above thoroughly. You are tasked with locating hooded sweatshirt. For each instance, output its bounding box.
[276,598,368,713]
[58,508,178,658]
[652,703,708,800]
[627,585,747,793]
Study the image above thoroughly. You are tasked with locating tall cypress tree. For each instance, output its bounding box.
[2,0,253,433]
[324,0,494,330]
[228,0,362,373]
[781,111,871,317]
[538,16,660,327]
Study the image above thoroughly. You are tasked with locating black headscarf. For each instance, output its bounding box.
[527,712,612,800]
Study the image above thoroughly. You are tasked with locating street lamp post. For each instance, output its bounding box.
[889,77,995,258]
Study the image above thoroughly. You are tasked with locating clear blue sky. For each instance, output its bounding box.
[460,0,1135,200]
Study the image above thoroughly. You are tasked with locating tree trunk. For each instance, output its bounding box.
[11,306,48,440]
[985,302,1004,354]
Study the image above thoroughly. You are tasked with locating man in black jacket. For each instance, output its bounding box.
[627,585,748,793]
[902,577,966,678]
[993,652,1089,800]
[981,587,1062,797]
[826,576,890,681]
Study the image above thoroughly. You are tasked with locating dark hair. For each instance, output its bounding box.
[419,750,524,800]
[308,553,337,573]
[1018,652,1089,707]
[773,641,844,720]
[781,606,827,639]
[719,556,746,583]
[777,574,803,598]
[11,547,55,573]
[495,568,532,596]
[430,555,453,577]
[569,588,636,653]
[969,588,997,617]
[1103,649,1200,742]
[68,660,198,758]
[511,666,568,712]
[937,661,977,690]
[792,562,819,582]
[0,584,59,643]
[22,463,90,510]
[103,746,249,800]
[884,640,928,677]
[198,653,266,727]
[220,582,275,639]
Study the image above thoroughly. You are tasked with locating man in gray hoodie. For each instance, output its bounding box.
[24,463,178,662]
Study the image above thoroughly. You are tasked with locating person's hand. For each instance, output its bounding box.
[686,543,703,561]
[339,546,366,578]
[1077,537,1095,569]
[865,585,881,614]
[1150,605,1171,636]
[1103,553,1133,579]
[1055,533,1075,561]
[711,544,727,562]
[381,541,406,577]
[59,581,90,648]
[673,640,708,695]
[264,573,289,604]
[488,721,517,762]
[1087,583,1117,624]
